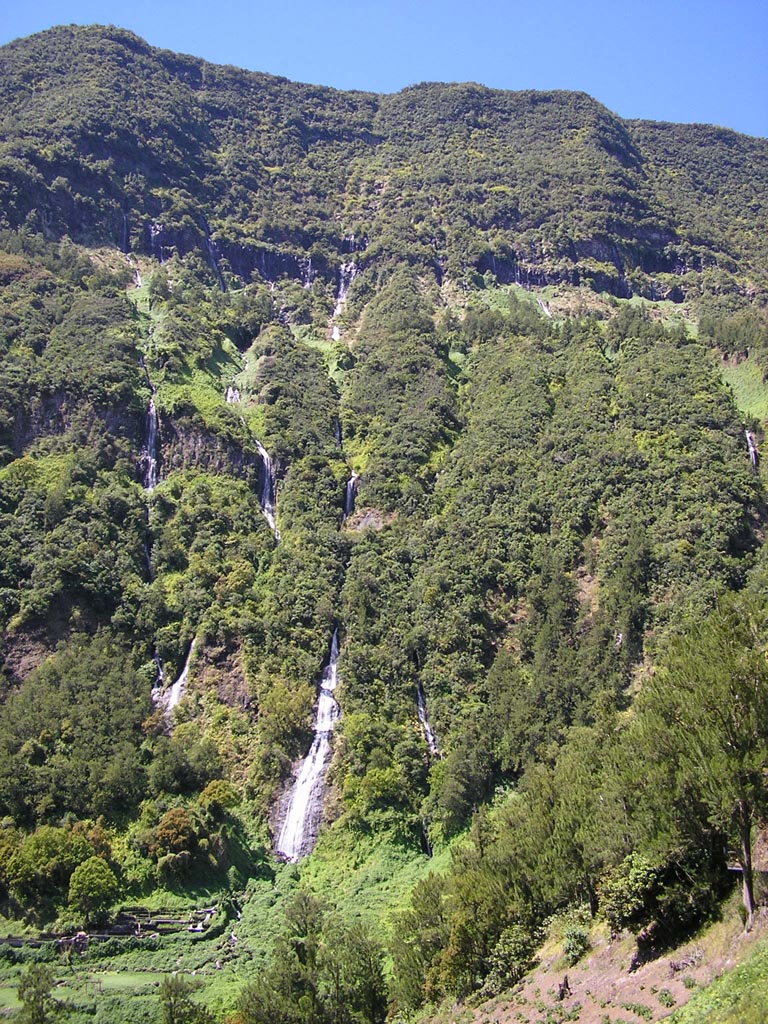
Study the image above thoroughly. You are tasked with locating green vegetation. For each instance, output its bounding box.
[0,21,767,1024]
[668,942,768,1023]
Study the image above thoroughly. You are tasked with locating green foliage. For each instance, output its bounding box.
[598,854,659,936]
[15,963,60,1024]
[637,592,768,923]
[237,891,387,1024]
[67,855,119,926]
[483,923,538,994]
[0,634,150,825]
[4,823,95,918]
[562,925,590,966]
[159,974,215,1024]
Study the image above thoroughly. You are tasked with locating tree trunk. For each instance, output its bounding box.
[738,807,756,931]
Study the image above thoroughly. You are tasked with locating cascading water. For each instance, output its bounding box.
[152,640,195,726]
[746,429,759,474]
[332,261,358,319]
[301,256,315,289]
[276,629,341,861]
[149,222,165,263]
[416,683,438,755]
[143,398,161,490]
[342,472,359,522]
[205,236,226,291]
[226,384,241,404]
[255,439,279,538]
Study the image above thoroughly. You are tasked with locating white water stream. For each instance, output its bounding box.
[152,640,196,726]
[333,261,358,318]
[255,439,279,539]
[417,683,438,755]
[746,429,759,474]
[342,472,359,522]
[276,630,341,861]
[143,398,160,490]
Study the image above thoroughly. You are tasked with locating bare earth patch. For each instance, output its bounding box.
[429,904,768,1024]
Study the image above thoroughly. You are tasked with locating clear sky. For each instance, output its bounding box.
[1,0,766,137]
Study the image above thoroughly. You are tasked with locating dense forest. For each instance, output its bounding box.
[0,22,768,1024]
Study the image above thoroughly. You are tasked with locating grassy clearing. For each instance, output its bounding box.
[0,981,20,1012]
[720,356,768,422]
[298,827,452,936]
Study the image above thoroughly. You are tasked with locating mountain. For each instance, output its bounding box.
[0,23,767,1024]
[1,24,767,301]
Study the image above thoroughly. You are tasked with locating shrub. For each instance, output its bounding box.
[563,925,590,966]
[483,924,538,994]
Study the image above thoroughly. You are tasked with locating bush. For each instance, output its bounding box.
[563,925,590,966]
[482,924,538,995]
[598,853,658,936]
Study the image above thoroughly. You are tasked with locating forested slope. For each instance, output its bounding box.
[0,23,767,1024]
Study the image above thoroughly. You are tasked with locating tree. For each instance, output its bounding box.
[159,974,215,1024]
[16,964,60,1024]
[68,855,119,927]
[319,918,388,1024]
[639,594,768,928]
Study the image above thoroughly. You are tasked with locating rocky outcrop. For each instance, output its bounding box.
[159,415,278,497]
[12,392,143,460]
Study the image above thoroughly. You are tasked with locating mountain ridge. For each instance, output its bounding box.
[1,24,766,303]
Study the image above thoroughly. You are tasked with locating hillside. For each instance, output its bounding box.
[0,23,768,1024]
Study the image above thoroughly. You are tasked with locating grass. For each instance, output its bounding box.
[667,940,768,1024]
[298,825,453,936]
[0,981,20,1012]
[720,355,768,421]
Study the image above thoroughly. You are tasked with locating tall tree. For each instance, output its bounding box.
[638,594,768,928]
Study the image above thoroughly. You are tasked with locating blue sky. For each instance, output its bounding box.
[2,0,766,137]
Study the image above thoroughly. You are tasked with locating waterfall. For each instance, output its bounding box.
[149,222,165,263]
[416,683,438,755]
[205,236,226,291]
[301,256,314,289]
[255,439,279,538]
[276,630,341,862]
[332,261,358,319]
[342,472,359,522]
[143,398,161,491]
[746,430,759,474]
[226,385,241,404]
[143,541,153,576]
[152,640,195,725]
